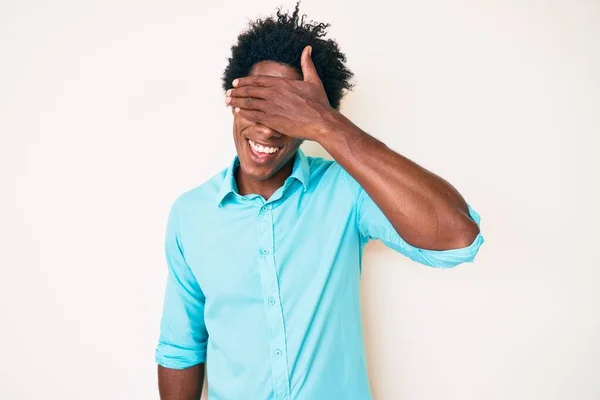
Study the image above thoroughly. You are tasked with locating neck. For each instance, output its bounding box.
[235,156,295,200]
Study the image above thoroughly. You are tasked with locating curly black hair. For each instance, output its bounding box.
[222,2,354,110]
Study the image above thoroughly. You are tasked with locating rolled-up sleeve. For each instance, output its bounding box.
[340,164,484,268]
[155,199,208,369]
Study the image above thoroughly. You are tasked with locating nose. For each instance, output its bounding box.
[256,123,282,139]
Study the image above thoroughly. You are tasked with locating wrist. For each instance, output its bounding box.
[315,109,365,151]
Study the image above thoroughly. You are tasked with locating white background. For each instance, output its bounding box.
[1,0,599,399]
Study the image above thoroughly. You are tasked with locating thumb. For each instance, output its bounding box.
[301,45,319,82]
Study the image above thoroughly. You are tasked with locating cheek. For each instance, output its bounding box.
[289,139,303,150]
[233,114,252,132]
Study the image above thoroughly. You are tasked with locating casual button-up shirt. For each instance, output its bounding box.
[155,149,484,400]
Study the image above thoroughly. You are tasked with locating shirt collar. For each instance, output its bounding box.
[216,148,310,208]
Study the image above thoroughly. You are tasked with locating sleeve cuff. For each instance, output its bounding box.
[155,343,206,369]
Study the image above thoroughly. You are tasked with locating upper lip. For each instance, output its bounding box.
[247,138,282,148]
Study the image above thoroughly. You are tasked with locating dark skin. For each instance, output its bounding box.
[158,45,480,399]
[158,364,204,400]
[230,61,304,199]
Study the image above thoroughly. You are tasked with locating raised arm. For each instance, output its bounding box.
[226,45,481,251]
[318,112,480,251]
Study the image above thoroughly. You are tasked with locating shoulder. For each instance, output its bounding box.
[306,154,344,181]
[306,155,359,195]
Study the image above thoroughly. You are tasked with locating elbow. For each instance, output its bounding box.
[427,204,482,251]
[425,219,480,252]
[417,205,484,269]
[452,217,480,249]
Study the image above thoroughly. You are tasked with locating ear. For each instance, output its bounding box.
[301,45,320,83]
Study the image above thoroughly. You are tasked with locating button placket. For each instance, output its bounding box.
[255,204,291,400]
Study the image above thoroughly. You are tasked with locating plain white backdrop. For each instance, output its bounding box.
[1,0,599,399]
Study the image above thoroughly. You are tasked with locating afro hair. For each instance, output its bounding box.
[222,2,354,110]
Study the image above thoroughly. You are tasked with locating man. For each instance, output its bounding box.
[156,4,484,400]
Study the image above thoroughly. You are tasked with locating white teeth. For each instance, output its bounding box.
[249,139,279,154]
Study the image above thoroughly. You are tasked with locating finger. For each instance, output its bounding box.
[232,75,283,88]
[300,45,319,83]
[226,86,272,100]
[226,96,268,111]
[233,107,268,124]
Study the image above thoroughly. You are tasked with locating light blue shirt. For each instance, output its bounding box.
[156,149,484,400]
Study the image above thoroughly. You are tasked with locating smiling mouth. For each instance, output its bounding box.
[247,139,281,160]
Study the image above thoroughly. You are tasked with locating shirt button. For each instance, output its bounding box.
[274,349,282,357]
[268,297,276,306]
[261,248,269,255]
[261,205,268,213]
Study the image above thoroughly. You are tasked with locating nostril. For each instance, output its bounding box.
[260,129,282,138]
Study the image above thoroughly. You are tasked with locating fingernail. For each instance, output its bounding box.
[226,89,232,96]
[234,107,240,113]
[232,79,239,87]
[225,97,231,104]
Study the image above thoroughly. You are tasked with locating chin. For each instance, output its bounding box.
[239,161,278,181]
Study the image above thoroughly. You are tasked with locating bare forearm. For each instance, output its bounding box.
[318,110,479,250]
[158,364,204,400]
